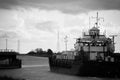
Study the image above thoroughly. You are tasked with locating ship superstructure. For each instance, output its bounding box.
[74,24,114,62]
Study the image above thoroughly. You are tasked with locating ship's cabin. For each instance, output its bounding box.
[89,27,100,39]
[74,27,114,62]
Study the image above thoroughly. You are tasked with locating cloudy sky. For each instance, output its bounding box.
[0,0,120,53]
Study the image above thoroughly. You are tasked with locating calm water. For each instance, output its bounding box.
[0,55,118,80]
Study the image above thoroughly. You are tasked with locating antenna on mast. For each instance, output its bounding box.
[92,12,104,28]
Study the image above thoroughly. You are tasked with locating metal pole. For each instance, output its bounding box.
[64,36,68,51]
[66,41,67,51]
[6,38,8,50]
[96,12,98,27]
[89,17,91,29]
[57,30,60,52]
[18,40,20,52]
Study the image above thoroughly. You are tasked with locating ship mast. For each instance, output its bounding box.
[92,12,104,28]
[96,12,99,27]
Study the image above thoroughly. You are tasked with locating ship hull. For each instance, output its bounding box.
[49,57,120,77]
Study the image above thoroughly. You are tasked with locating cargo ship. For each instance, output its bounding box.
[48,12,120,77]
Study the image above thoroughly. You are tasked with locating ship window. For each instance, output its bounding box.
[96,43,102,46]
[96,53,104,61]
[90,43,93,46]
[101,43,106,46]
[104,43,106,46]
[90,43,95,46]
[85,43,88,46]
[99,43,102,46]
[76,39,80,43]
[80,43,83,46]
[96,43,99,46]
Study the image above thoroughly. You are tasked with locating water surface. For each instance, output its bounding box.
[0,55,118,80]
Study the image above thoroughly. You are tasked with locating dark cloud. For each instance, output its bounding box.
[35,21,57,33]
[80,0,120,10]
[0,0,120,13]
[0,0,20,9]
[19,0,120,13]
